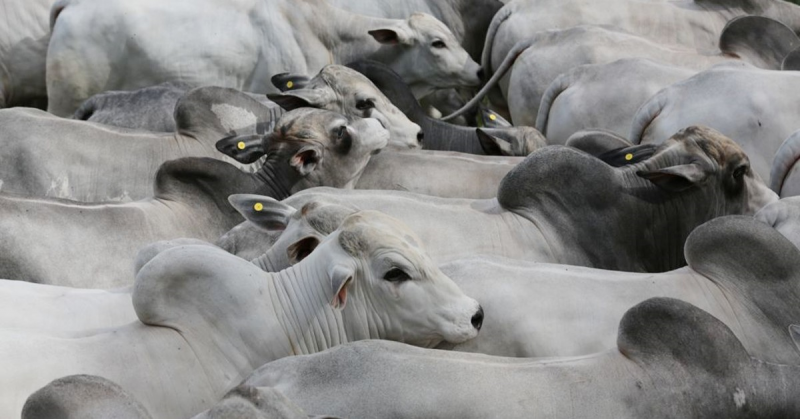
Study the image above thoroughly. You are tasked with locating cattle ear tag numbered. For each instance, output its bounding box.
[286,81,294,89]
[237,141,246,150]
[625,153,633,161]
[254,202,264,212]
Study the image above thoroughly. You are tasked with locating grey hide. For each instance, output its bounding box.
[536,58,695,144]
[22,375,153,419]
[192,385,339,419]
[0,212,481,418]
[244,297,800,418]
[0,108,388,288]
[770,129,800,197]
[71,82,284,132]
[630,63,800,182]
[236,126,777,273]
[0,86,276,202]
[434,216,800,364]
[479,0,800,117]
[756,197,800,250]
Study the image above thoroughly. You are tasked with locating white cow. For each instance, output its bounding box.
[0,0,55,108]
[47,0,481,116]
[0,211,482,419]
[630,63,800,181]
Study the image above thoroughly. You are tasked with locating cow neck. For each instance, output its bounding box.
[267,260,349,355]
[314,3,409,66]
[252,152,302,201]
[267,254,383,355]
[251,248,285,272]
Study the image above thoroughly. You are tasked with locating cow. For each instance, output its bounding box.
[756,197,800,250]
[433,216,800,365]
[770,129,800,197]
[241,126,777,274]
[630,63,800,181]
[0,211,483,418]
[242,298,800,418]
[0,86,280,202]
[0,0,55,109]
[536,59,695,144]
[0,108,388,288]
[475,0,800,117]
[446,16,797,124]
[22,375,153,419]
[71,82,282,133]
[46,0,481,116]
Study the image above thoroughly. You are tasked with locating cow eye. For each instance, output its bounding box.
[733,165,747,179]
[384,267,411,282]
[336,126,348,139]
[432,40,446,49]
[355,99,374,111]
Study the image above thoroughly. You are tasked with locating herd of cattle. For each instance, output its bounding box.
[3,0,800,417]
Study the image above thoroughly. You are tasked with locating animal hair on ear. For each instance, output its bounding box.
[597,144,659,167]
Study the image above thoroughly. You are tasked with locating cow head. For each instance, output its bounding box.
[368,13,482,98]
[635,125,777,215]
[217,108,388,194]
[269,65,423,150]
[230,199,484,347]
[229,195,356,271]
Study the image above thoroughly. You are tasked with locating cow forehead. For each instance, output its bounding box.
[317,66,384,100]
[408,13,456,40]
[276,109,344,138]
[667,126,747,166]
[337,211,424,258]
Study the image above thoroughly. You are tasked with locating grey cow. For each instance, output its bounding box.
[243,297,800,418]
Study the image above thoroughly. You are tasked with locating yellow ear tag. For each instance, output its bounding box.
[237,141,246,150]
[254,202,264,212]
[488,113,497,121]
[625,153,634,161]
[286,81,294,89]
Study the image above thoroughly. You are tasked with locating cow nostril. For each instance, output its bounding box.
[417,131,424,145]
[477,68,485,81]
[471,306,484,330]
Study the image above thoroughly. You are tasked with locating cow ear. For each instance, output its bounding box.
[227,194,296,231]
[719,15,800,70]
[287,236,322,265]
[476,128,514,156]
[267,88,334,110]
[291,145,323,176]
[791,324,800,352]
[369,22,413,46]
[597,143,659,168]
[637,163,707,192]
[479,106,512,128]
[270,73,311,92]
[327,264,355,310]
[216,133,267,164]
[566,130,634,157]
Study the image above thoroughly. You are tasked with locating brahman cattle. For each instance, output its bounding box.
[0,211,483,418]
[0,109,388,287]
[630,63,800,181]
[241,126,777,273]
[434,216,800,364]
[0,87,278,202]
[241,298,800,418]
[46,0,481,116]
